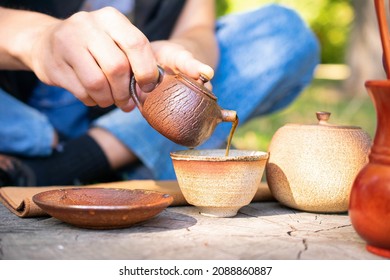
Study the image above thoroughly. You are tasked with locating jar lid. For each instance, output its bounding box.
[285,111,362,130]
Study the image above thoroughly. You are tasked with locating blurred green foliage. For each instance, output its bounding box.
[216,0,353,64]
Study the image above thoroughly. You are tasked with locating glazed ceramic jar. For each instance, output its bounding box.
[266,111,372,213]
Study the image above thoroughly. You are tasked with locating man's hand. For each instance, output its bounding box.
[26,7,159,112]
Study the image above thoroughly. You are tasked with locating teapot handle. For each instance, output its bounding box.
[129,65,164,112]
[375,0,390,78]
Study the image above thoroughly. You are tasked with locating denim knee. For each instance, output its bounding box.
[213,4,320,120]
[0,89,55,156]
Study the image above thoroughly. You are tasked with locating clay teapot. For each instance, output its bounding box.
[266,111,371,213]
[130,66,237,148]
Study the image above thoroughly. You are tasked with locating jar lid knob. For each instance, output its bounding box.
[316,111,331,125]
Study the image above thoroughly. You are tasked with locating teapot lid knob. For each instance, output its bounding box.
[199,74,210,84]
[316,111,331,125]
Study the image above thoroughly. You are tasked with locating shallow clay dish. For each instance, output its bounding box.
[32,188,173,229]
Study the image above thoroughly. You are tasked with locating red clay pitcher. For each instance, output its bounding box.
[349,0,390,259]
[349,81,390,259]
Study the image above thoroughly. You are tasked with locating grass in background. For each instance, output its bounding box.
[232,79,377,152]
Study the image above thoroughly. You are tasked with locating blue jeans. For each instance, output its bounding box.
[0,5,319,179]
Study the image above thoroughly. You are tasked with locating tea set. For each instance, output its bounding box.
[32,0,390,259]
[128,63,371,215]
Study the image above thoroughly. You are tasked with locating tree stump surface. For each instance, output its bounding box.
[0,201,384,260]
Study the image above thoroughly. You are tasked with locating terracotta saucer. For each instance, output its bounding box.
[32,188,173,229]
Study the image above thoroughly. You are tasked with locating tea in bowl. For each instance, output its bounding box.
[170,149,269,217]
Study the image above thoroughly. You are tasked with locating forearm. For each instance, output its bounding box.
[170,0,218,69]
[170,26,219,70]
[0,7,58,70]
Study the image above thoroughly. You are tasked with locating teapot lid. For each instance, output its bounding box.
[176,72,218,101]
[286,111,363,130]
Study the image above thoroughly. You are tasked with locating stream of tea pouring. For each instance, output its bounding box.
[188,114,238,157]
[225,115,239,156]
[198,73,239,157]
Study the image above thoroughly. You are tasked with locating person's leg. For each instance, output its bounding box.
[204,4,320,148]
[28,82,90,140]
[92,108,183,180]
[28,82,139,173]
[0,88,55,156]
[0,84,119,186]
[0,87,57,186]
[0,80,90,157]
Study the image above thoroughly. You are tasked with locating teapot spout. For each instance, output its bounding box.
[221,109,238,123]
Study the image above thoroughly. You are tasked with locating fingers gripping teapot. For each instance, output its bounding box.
[130,66,237,148]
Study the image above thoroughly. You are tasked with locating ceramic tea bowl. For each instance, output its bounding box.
[170,149,269,218]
